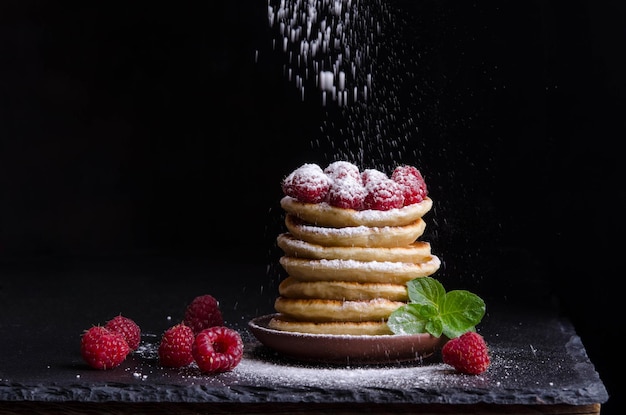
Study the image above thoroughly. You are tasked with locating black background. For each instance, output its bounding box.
[1,1,623,413]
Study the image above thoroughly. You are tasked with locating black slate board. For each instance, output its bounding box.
[0,257,608,410]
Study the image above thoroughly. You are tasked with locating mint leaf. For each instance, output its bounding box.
[387,304,428,334]
[407,277,446,306]
[388,302,444,337]
[425,316,444,338]
[441,290,485,338]
[386,277,485,338]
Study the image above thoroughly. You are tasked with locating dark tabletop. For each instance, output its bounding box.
[0,256,608,414]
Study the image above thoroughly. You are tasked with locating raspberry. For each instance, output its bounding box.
[391,165,428,205]
[326,177,366,210]
[323,161,361,181]
[361,168,387,186]
[442,331,490,375]
[183,294,224,335]
[192,326,244,374]
[80,326,130,370]
[363,178,405,211]
[158,323,195,368]
[105,315,141,351]
[282,163,331,203]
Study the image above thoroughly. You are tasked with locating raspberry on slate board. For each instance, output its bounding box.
[81,326,130,370]
[442,331,490,375]
[158,323,195,368]
[105,315,141,351]
[192,326,244,374]
[183,294,224,335]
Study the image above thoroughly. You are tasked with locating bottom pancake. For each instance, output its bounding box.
[268,314,394,335]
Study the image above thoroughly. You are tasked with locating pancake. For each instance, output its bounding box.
[279,255,441,284]
[277,232,432,262]
[278,276,409,301]
[285,214,426,248]
[274,296,404,322]
[280,196,433,228]
[268,315,394,335]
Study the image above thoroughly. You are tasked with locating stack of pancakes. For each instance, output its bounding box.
[269,193,441,336]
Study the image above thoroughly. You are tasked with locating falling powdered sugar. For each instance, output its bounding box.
[266,0,392,107]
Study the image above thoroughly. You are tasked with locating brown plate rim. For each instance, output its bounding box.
[248,313,444,365]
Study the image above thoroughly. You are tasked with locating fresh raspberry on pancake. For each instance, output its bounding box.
[324,160,361,182]
[361,168,387,186]
[363,177,405,210]
[282,163,331,203]
[392,165,428,205]
[326,176,366,210]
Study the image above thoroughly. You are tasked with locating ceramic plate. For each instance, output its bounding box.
[248,314,444,365]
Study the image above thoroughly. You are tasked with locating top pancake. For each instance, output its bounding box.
[280,196,433,228]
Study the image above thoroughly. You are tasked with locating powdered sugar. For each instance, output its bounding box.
[233,356,453,390]
[297,222,392,236]
[266,0,391,106]
[133,336,457,390]
[315,257,439,272]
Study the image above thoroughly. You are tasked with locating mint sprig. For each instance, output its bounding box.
[387,277,485,339]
